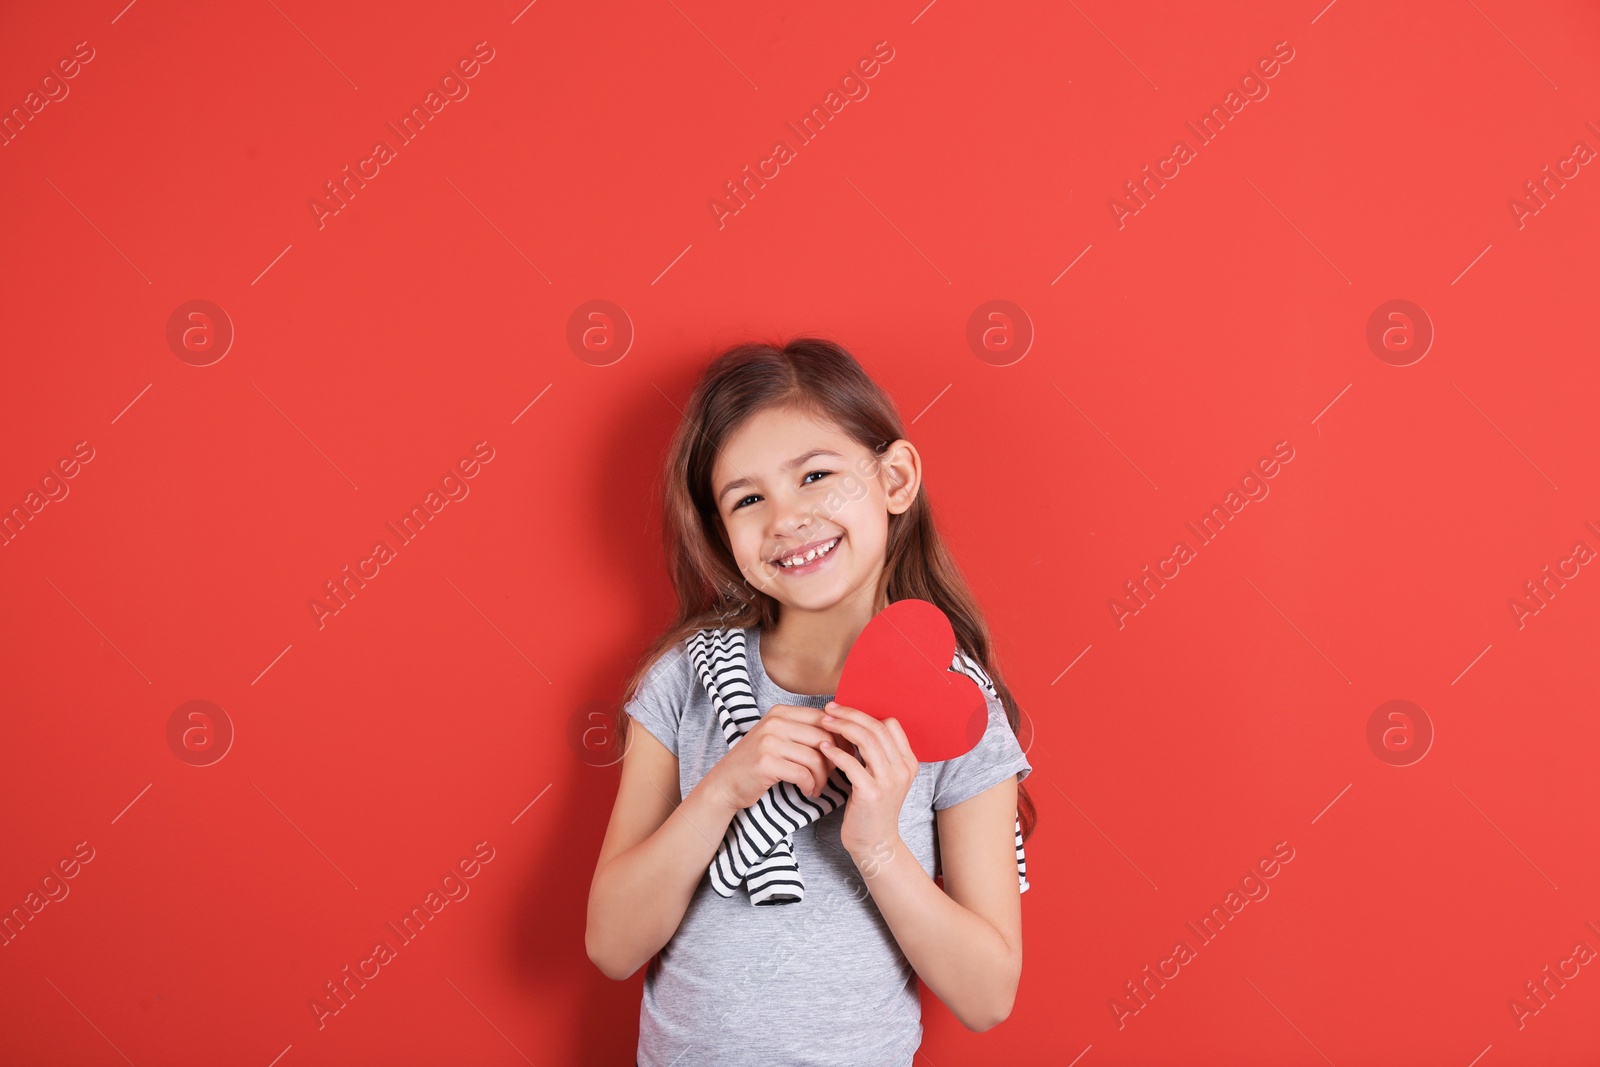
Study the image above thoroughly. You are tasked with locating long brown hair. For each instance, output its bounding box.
[619,336,1036,845]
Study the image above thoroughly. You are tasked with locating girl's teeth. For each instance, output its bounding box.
[781,538,837,567]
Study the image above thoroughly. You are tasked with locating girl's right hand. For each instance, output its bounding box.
[706,704,844,812]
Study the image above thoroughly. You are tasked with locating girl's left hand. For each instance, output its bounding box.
[819,702,919,865]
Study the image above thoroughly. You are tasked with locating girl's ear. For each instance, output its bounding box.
[880,439,922,515]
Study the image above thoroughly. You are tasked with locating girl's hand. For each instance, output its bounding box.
[818,702,919,866]
[705,704,838,813]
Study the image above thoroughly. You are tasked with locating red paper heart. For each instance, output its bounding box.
[834,599,987,762]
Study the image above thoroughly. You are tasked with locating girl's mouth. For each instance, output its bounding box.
[771,535,842,576]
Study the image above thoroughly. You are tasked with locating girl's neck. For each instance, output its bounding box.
[760,604,878,696]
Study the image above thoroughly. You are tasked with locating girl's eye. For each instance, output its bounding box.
[730,471,831,512]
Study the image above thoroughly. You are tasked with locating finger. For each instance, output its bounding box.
[765,716,846,754]
[881,716,918,766]
[822,703,885,737]
[768,739,829,796]
[766,704,830,726]
[835,705,912,770]
[822,712,892,778]
[772,703,854,755]
[819,737,867,785]
[768,707,844,750]
[823,705,894,764]
[765,763,818,799]
[787,738,832,798]
[755,706,841,752]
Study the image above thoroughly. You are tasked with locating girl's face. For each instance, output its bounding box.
[710,405,920,614]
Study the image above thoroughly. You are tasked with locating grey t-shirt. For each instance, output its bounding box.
[624,625,1032,1067]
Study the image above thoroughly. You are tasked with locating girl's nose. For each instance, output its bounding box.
[771,497,814,536]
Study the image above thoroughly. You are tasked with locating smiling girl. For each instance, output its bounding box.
[586,337,1037,1066]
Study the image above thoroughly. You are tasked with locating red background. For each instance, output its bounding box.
[3,0,1598,1064]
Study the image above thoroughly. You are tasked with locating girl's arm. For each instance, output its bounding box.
[848,774,1024,1031]
[585,717,740,980]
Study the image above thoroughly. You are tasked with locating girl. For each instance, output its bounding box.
[586,337,1037,1066]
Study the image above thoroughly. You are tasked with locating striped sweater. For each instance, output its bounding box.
[685,625,1030,906]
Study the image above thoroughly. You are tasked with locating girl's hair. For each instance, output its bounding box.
[618,336,1036,845]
